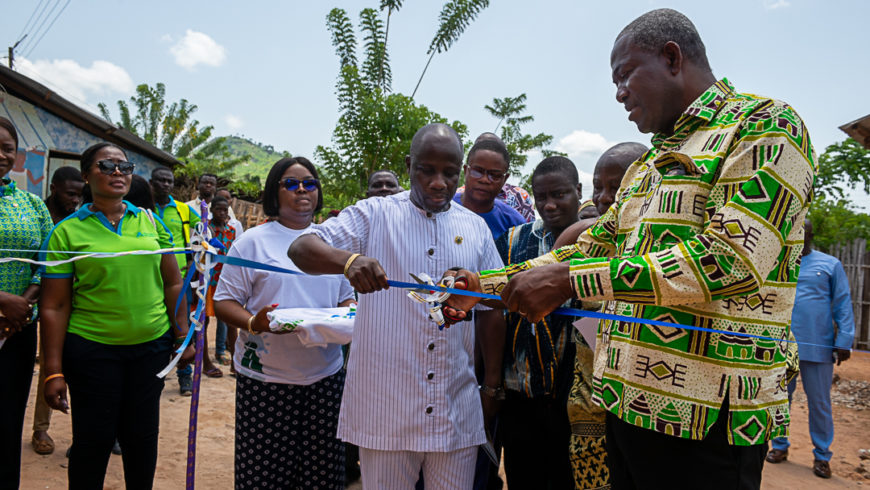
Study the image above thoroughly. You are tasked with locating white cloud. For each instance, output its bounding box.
[16,57,134,103]
[169,30,226,70]
[763,0,790,10]
[224,114,243,130]
[555,130,614,160]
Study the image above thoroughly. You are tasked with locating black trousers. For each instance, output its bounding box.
[606,404,768,490]
[500,392,573,490]
[64,330,172,490]
[0,323,36,490]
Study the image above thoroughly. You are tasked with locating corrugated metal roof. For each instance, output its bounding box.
[839,114,870,150]
[0,64,181,166]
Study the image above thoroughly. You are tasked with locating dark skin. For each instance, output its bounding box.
[289,124,463,293]
[366,171,401,198]
[0,126,38,340]
[553,152,634,249]
[802,219,850,365]
[216,164,353,334]
[41,147,194,412]
[150,168,175,206]
[198,175,217,203]
[443,36,717,324]
[460,149,509,214]
[46,179,85,224]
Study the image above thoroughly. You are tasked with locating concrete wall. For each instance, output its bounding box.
[0,93,166,198]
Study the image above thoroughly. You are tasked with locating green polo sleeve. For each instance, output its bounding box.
[43,223,73,278]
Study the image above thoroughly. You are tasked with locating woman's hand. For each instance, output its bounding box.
[44,377,70,414]
[250,304,279,333]
[0,318,19,340]
[0,291,33,328]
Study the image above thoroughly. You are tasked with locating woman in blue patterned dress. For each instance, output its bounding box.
[0,116,54,489]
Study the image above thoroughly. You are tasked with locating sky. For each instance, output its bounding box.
[4,0,870,207]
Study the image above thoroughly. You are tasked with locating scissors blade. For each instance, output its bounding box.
[408,273,435,293]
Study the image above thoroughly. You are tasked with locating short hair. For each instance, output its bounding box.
[474,132,503,145]
[211,195,229,208]
[617,8,711,71]
[216,187,232,197]
[151,166,173,178]
[467,139,510,169]
[124,174,155,209]
[80,142,126,175]
[262,156,323,216]
[367,169,399,186]
[51,166,84,185]
[598,142,648,171]
[0,117,18,148]
[198,173,218,183]
[532,156,578,186]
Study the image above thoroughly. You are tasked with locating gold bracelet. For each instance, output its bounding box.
[247,314,256,334]
[44,373,64,385]
[343,253,361,277]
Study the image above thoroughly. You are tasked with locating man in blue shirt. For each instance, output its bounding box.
[767,219,855,479]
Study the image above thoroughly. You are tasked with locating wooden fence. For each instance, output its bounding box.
[829,239,870,349]
[232,198,266,229]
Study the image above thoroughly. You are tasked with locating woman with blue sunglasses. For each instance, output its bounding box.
[215,157,355,489]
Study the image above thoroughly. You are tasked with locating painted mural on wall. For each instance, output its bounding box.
[0,92,165,198]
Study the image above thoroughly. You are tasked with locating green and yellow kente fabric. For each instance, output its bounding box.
[479,79,816,446]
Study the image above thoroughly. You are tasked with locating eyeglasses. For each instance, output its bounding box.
[466,165,506,182]
[96,160,135,175]
[282,178,319,192]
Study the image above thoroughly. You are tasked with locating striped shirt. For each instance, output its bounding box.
[307,191,504,451]
[479,79,816,446]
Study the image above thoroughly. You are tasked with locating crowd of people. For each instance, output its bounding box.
[0,7,859,490]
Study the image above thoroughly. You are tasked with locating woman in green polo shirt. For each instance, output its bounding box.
[39,142,194,489]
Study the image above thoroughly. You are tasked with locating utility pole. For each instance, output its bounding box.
[8,35,27,69]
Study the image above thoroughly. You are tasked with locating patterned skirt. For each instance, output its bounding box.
[235,371,346,489]
[568,334,610,489]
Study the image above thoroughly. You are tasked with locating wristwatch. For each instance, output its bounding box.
[479,384,505,400]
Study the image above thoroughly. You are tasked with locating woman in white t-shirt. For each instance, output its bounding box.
[214,157,354,490]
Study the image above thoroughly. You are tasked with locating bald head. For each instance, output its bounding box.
[409,123,464,164]
[598,142,648,172]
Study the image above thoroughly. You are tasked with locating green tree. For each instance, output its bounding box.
[809,138,870,251]
[815,138,870,201]
[484,93,563,184]
[99,82,252,197]
[411,0,491,97]
[316,5,470,210]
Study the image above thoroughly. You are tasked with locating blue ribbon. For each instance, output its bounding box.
[210,253,867,354]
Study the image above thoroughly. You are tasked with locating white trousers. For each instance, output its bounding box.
[358,446,477,490]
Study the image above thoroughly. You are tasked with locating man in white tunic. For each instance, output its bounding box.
[289,123,504,489]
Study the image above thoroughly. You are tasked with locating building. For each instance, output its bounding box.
[0,64,179,198]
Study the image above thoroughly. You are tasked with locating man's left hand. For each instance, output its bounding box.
[501,262,574,323]
[835,348,851,365]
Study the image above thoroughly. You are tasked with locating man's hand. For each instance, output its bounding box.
[480,388,503,429]
[345,256,389,294]
[835,348,851,366]
[501,262,574,323]
[441,269,482,324]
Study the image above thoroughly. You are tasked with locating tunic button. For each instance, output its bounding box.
[427,372,434,380]
[426,212,433,218]
[428,248,434,255]
[426,406,433,414]
[428,343,435,351]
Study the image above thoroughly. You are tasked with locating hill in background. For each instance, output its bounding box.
[223,135,290,181]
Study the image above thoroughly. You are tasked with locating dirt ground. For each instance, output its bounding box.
[16,326,870,489]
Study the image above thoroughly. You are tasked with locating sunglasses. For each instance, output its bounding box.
[282,178,319,192]
[96,160,135,175]
[466,165,506,182]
